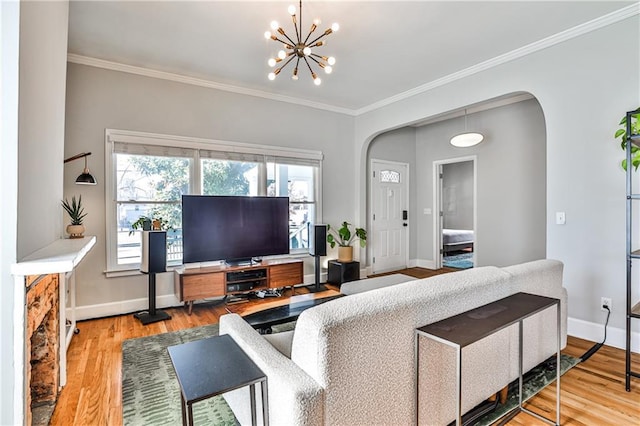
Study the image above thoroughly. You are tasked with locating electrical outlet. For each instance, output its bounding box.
[601,297,612,312]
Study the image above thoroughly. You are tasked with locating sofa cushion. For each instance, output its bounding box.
[263,329,294,358]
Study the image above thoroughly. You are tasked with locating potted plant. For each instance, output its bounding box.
[62,195,87,239]
[326,221,367,262]
[129,216,173,235]
[614,107,640,171]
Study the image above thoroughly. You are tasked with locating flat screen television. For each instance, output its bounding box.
[182,195,290,264]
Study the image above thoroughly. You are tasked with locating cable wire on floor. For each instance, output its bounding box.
[580,305,611,362]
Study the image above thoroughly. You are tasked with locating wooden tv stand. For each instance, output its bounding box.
[174,258,304,314]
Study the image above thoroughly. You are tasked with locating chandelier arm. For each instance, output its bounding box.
[307,31,331,48]
[293,18,300,44]
[277,31,297,47]
[307,55,323,66]
[302,56,316,76]
[271,35,292,46]
[309,53,327,63]
[303,25,319,45]
[278,55,297,72]
[292,56,301,77]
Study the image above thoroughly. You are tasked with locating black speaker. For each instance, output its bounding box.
[140,231,167,273]
[308,223,327,256]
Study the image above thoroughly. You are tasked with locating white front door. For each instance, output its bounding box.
[370,160,409,273]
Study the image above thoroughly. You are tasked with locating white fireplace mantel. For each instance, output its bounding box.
[11,236,96,426]
[11,236,96,276]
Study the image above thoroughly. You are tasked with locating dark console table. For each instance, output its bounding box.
[168,334,269,426]
[327,260,359,286]
[415,292,561,426]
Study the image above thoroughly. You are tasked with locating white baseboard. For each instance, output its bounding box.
[75,272,328,321]
[412,258,437,270]
[568,316,639,353]
[74,293,183,321]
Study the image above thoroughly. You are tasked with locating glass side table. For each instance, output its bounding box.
[415,292,561,426]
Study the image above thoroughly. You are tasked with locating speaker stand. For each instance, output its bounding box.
[134,272,172,325]
[306,255,327,293]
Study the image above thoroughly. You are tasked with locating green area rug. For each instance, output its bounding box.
[122,323,578,426]
[122,323,236,426]
[469,354,580,426]
[122,322,293,425]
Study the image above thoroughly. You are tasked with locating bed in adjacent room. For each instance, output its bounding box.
[443,228,474,253]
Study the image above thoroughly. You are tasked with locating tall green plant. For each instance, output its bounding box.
[615,107,640,171]
[326,221,367,248]
[61,195,87,225]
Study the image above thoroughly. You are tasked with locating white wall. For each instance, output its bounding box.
[17,1,69,259]
[355,16,640,344]
[415,100,547,268]
[64,63,354,316]
[0,2,20,424]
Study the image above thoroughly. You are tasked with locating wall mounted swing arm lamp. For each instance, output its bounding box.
[64,152,97,185]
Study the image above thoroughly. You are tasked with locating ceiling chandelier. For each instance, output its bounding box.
[264,0,338,86]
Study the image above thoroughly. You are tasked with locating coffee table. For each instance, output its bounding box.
[168,334,269,426]
[239,293,343,333]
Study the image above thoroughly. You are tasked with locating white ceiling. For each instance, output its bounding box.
[67,1,633,113]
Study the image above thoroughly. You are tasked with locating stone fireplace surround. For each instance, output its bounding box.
[26,273,60,425]
[11,237,95,425]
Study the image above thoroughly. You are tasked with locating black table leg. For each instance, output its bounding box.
[250,383,257,426]
[180,393,187,426]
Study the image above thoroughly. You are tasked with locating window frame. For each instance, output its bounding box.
[105,129,323,276]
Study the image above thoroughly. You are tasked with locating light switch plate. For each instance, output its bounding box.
[556,212,566,225]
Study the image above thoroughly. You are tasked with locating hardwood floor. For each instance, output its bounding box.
[50,270,640,425]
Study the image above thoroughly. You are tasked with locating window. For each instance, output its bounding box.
[267,162,316,250]
[105,130,322,273]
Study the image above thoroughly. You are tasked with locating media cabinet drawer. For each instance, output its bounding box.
[269,262,303,288]
[182,273,225,300]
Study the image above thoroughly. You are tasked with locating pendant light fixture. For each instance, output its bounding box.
[264,0,338,85]
[64,152,97,185]
[450,109,484,148]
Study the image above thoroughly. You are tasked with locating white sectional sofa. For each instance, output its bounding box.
[219,259,568,425]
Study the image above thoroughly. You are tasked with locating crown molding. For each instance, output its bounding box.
[355,3,640,115]
[66,53,356,116]
[67,3,638,118]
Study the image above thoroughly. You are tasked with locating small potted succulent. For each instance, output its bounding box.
[326,221,367,262]
[62,195,87,239]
